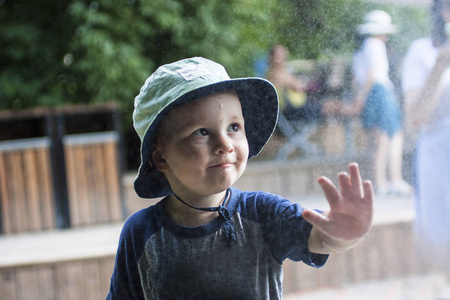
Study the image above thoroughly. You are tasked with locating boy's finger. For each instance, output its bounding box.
[349,163,363,197]
[362,180,374,225]
[302,208,329,228]
[318,176,340,205]
[363,180,375,203]
[338,172,351,196]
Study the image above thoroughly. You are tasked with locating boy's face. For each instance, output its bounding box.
[153,90,249,197]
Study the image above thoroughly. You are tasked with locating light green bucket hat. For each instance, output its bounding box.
[133,57,279,198]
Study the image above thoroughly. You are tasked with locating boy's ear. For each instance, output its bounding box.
[151,144,169,172]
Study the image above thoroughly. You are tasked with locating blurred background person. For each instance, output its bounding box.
[266,44,344,124]
[402,0,450,269]
[266,44,317,121]
[351,10,411,197]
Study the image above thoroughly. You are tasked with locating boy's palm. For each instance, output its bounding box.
[302,163,374,242]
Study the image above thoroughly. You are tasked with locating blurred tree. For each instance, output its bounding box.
[0,0,280,112]
[276,0,429,60]
[276,0,364,59]
[0,0,428,169]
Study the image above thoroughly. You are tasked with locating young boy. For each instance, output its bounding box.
[107,57,374,299]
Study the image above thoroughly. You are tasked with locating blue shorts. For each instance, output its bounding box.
[361,84,402,137]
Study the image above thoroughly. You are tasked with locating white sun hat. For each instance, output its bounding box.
[358,10,397,35]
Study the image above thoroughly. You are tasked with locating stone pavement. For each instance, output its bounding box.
[283,272,450,300]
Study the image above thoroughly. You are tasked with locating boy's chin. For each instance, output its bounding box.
[198,181,238,197]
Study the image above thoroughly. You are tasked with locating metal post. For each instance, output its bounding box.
[46,110,71,228]
[112,105,128,219]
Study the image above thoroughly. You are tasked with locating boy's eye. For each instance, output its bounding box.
[193,128,209,136]
[228,123,240,132]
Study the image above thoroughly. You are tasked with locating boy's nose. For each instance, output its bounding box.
[214,134,234,155]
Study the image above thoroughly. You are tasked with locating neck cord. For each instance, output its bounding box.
[171,188,236,246]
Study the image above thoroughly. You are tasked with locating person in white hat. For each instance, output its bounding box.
[106,57,374,299]
[351,10,412,197]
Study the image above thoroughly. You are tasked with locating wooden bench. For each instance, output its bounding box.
[0,104,126,234]
[0,223,120,300]
[0,138,56,234]
[63,132,123,227]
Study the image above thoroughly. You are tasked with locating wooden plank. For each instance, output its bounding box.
[36,147,55,230]
[15,266,39,300]
[104,141,122,222]
[330,251,349,287]
[82,259,102,300]
[56,261,86,300]
[397,223,415,274]
[23,149,42,231]
[86,144,99,223]
[0,152,12,234]
[351,237,370,283]
[364,226,385,281]
[3,152,18,233]
[93,144,109,223]
[338,246,356,284]
[314,251,345,288]
[10,152,28,232]
[100,143,112,223]
[0,270,16,300]
[84,144,98,224]
[281,260,296,294]
[37,265,57,300]
[99,257,115,298]
[377,224,393,279]
[72,145,90,226]
[382,224,403,279]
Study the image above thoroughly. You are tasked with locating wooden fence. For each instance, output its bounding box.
[0,104,125,234]
[64,132,123,227]
[0,256,115,300]
[0,138,56,234]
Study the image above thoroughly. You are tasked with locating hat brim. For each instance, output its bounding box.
[357,24,397,35]
[134,77,279,199]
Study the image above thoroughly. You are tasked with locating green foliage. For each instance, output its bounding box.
[273,0,366,60]
[0,0,429,117]
[274,1,429,61]
[0,0,280,116]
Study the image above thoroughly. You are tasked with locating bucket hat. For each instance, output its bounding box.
[133,57,279,198]
[358,10,397,35]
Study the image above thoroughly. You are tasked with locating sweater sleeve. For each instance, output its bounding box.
[255,192,329,267]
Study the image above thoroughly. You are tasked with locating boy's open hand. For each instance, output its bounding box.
[303,162,374,253]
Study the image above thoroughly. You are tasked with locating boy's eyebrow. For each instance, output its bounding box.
[230,114,245,122]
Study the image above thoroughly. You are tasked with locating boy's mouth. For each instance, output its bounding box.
[210,161,235,168]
